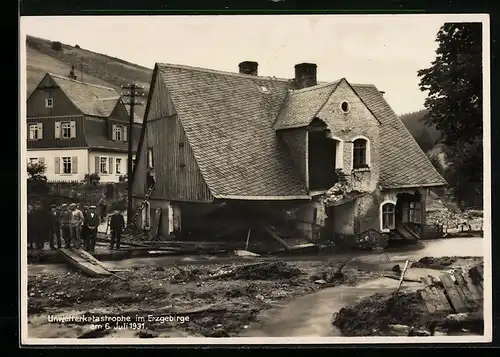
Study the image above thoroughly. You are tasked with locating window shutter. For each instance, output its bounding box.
[71,157,78,174]
[95,156,100,173]
[70,121,76,138]
[123,125,128,142]
[38,123,43,140]
[54,122,61,139]
[109,157,114,174]
[111,124,117,141]
[54,157,60,174]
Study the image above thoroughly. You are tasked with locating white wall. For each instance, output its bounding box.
[27,148,89,182]
[88,151,133,183]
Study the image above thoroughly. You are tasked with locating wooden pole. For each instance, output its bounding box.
[126,84,135,223]
[245,229,252,251]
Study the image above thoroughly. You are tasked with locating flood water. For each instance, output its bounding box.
[240,237,484,337]
[27,237,484,337]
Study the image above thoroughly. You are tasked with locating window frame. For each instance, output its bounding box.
[45,97,54,108]
[62,157,72,174]
[352,136,370,170]
[115,158,122,174]
[380,201,396,232]
[61,121,72,139]
[29,124,40,140]
[100,156,109,174]
[115,125,123,141]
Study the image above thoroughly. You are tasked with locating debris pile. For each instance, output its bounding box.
[211,262,303,280]
[411,256,482,270]
[322,171,367,206]
[355,229,390,250]
[426,198,483,232]
[332,291,441,336]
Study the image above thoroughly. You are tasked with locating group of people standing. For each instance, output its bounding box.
[28,201,126,252]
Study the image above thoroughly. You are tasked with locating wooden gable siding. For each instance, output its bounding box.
[147,69,177,119]
[27,115,87,149]
[27,75,81,118]
[148,115,213,202]
[279,128,308,184]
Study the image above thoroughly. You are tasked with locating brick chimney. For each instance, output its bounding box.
[239,61,258,76]
[379,91,385,96]
[294,63,317,88]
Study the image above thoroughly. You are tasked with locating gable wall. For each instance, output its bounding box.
[27,75,81,117]
[316,80,380,192]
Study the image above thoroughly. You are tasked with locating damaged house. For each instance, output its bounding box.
[130,61,447,248]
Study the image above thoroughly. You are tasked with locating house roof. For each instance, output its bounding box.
[48,74,120,117]
[157,63,310,199]
[352,84,447,188]
[153,63,446,198]
[273,81,341,130]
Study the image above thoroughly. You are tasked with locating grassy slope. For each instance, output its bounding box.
[25,35,154,119]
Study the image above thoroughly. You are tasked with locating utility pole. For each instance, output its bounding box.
[121,84,145,225]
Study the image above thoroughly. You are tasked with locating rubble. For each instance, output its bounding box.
[355,229,390,250]
[411,256,482,270]
[322,170,368,206]
[210,262,303,281]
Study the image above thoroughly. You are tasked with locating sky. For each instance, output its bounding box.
[21,14,486,115]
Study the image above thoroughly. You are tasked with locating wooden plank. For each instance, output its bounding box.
[262,227,292,251]
[419,286,449,314]
[469,265,484,290]
[419,289,438,314]
[73,249,116,272]
[463,271,483,302]
[420,276,434,286]
[425,276,454,313]
[439,273,468,313]
[59,248,112,277]
[453,270,480,312]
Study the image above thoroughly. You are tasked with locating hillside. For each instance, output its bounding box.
[400,109,442,152]
[25,35,154,119]
[25,34,442,148]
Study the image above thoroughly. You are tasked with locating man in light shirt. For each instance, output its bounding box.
[69,203,84,249]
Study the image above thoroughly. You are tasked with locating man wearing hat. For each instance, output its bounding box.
[69,203,84,249]
[48,204,61,249]
[84,205,100,252]
[59,204,71,248]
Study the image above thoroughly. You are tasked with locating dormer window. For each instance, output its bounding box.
[45,97,54,108]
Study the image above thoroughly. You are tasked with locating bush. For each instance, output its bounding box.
[74,44,80,49]
[110,196,127,212]
[51,41,63,51]
[119,174,127,183]
[83,173,100,185]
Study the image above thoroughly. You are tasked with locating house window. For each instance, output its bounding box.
[29,124,41,140]
[61,121,72,139]
[100,157,108,174]
[409,202,422,224]
[45,97,54,108]
[62,157,72,174]
[382,203,396,230]
[340,101,350,113]
[353,138,368,169]
[115,126,123,141]
[115,158,122,174]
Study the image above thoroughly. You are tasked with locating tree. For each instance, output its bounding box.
[418,23,482,146]
[27,161,49,195]
[418,23,483,207]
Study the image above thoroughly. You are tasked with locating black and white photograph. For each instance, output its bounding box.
[20,14,490,344]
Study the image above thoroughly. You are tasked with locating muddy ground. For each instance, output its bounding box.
[332,257,484,337]
[28,259,380,338]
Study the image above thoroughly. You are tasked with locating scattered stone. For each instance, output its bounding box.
[234,250,260,257]
[392,265,401,274]
[154,266,165,271]
[389,324,411,336]
[314,279,327,285]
